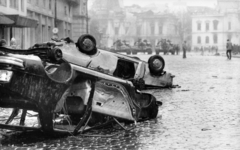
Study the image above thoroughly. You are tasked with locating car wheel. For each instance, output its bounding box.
[148,55,165,75]
[76,34,97,55]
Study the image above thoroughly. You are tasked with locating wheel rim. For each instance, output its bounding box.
[82,38,94,52]
[152,59,163,70]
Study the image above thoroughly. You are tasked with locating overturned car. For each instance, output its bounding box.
[0,34,172,135]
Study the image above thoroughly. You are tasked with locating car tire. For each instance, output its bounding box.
[148,55,165,75]
[76,34,97,55]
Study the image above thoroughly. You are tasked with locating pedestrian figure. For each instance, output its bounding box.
[226,39,233,60]
[0,39,7,47]
[182,41,187,58]
[200,46,203,55]
[176,44,179,55]
[10,37,17,49]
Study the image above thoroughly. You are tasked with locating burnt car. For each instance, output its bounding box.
[0,34,165,135]
[51,35,174,89]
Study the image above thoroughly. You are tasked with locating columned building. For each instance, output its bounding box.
[90,0,179,49]
[103,11,178,47]
[0,0,89,49]
[191,0,240,51]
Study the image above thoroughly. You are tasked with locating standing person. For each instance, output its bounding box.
[226,39,233,60]
[200,46,203,55]
[10,38,17,49]
[0,39,7,47]
[176,44,179,55]
[182,41,187,58]
[0,39,7,55]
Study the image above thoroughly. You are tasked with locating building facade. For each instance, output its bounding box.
[90,0,180,49]
[0,0,88,49]
[191,0,240,51]
[104,11,179,47]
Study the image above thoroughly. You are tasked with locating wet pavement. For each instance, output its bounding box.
[0,52,240,150]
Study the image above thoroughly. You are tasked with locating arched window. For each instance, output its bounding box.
[205,21,210,31]
[150,22,155,35]
[228,22,231,30]
[197,36,201,44]
[159,26,163,34]
[213,20,219,30]
[228,34,232,40]
[197,22,201,31]
[205,36,209,44]
[213,34,218,44]
[137,26,141,35]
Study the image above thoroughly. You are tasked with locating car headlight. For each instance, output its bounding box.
[0,70,13,83]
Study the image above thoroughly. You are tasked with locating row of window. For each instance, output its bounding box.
[0,0,24,11]
[197,20,219,31]
[27,0,70,17]
[197,35,218,44]
[197,20,232,31]
[114,26,167,35]
[28,0,52,10]
[0,0,6,6]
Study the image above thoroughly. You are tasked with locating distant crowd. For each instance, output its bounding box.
[193,45,240,55]
[193,46,219,54]
[232,44,240,54]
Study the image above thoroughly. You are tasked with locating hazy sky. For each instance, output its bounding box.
[123,0,217,7]
[88,0,218,9]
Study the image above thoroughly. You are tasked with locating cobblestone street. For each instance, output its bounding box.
[0,53,240,150]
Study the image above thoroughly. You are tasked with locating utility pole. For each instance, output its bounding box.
[52,0,59,39]
[86,0,89,34]
[54,0,57,28]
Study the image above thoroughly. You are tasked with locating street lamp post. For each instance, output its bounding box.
[86,0,88,34]
[54,0,57,28]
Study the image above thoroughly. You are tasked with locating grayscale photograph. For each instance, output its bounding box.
[0,0,239,149]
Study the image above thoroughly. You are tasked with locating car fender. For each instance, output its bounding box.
[143,66,173,87]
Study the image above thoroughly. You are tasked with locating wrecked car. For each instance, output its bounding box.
[0,34,164,135]
[53,35,174,89]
